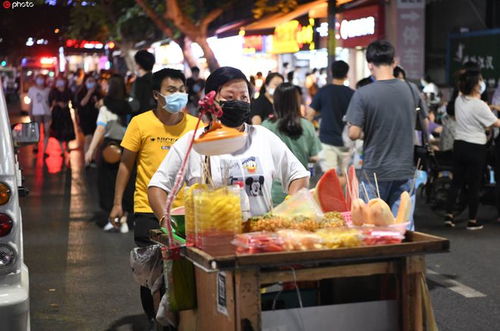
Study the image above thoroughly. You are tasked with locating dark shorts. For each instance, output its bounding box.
[134,213,160,247]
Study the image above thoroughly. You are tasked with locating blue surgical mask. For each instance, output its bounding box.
[36,78,44,86]
[161,92,188,113]
[55,80,65,88]
[86,82,96,90]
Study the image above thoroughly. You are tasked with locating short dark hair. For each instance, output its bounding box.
[272,82,303,139]
[393,65,406,79]
[205,66,252,95]
[366,40,395,66]
[152,68,186,92]
[331,60,349,79]
[191,66,200,73]
[134,50,155,71]
[458,70,481,96]
[356,77,373,89]
[463,61,480,73]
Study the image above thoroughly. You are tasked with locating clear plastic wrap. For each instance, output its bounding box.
[232,232,285,254]
[272,188,324,221]
[277,229,323,251]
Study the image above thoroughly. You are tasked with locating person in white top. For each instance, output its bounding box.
[148,66,310,220]
[444,70,500,230]
[28,74,50,153]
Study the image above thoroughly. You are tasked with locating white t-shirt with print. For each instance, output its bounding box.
[28,86,50,116]
[454,96,497,145]
[149,124,310,216]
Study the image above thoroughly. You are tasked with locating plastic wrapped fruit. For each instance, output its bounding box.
[315,228,363,249]
[232,232,285,254]
[277,230,323,251]
[361,228,405,246]
[367,198,394,226]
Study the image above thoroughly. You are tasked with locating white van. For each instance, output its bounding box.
[0,83,35,330]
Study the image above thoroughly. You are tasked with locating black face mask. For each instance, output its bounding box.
[219,100,251,128]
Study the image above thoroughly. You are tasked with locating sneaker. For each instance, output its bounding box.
[120,215,129,233]
[466,221,483,230]
[103,221,117,232]
[444,215,455,228]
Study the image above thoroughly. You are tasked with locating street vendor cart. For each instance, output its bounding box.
[151,229,449,331]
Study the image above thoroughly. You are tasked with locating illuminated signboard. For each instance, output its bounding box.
[337,5,384,48]
[65,39,115,50]
[271,18,316,54]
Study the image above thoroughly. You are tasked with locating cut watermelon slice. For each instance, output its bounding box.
[314,169,348,212]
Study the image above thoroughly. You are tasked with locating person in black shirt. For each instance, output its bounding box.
[131,50,155,115]
[249,72,284,124]
[308,60,354,173]
[75,74,100,155]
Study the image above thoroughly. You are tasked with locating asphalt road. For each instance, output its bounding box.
[8,103,500,331]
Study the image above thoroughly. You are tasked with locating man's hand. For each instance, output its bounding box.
[84,150,94,166]
[109,205,124,228]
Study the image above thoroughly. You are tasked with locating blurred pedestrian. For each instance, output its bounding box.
[75,74,100,155]
[69,68,85,95]
[262,82,321,205]
[28,74,50,154]
[48,76,75,156]
[131,49,155,115]
[109,68,198,326]
[186,66,205,116]
[85,74,134,231]
[250,72,284,124]
[309,60,354,176]
[346,40,422,230]
[444,70,500,229]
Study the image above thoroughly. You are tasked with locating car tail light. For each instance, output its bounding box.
[0,214,13,237]
[0,182,11,205]
[0,244,16,268]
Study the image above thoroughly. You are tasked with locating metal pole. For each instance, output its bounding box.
[327,0,337,83]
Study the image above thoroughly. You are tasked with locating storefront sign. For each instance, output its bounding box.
[271,18,316,54]
[396,1,425,79]
[337,5,384,48]
[448,29,500,87]
[65,39,115,50]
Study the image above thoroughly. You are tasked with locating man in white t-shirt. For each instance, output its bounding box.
[28,74,50,153]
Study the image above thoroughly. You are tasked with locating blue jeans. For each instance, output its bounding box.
[360,179,416,231]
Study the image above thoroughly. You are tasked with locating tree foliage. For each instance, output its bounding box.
[253,0,299,19]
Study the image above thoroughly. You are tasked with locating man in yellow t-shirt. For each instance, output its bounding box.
[109,68,198,244]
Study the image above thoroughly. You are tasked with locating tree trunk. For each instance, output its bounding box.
[177,36,198,68]
[195,36,220,72]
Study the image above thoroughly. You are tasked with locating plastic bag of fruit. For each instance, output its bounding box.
[277,229,323,251]
[272,188,324,221]
[232,232,285,254]
[315,228,364,249]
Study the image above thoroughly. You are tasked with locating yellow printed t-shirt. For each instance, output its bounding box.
[121,111,199,213]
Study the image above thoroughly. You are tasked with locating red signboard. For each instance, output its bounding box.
[337,5,384,48]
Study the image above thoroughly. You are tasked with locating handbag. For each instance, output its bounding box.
[405,81,436,169]
[102,141,122,164]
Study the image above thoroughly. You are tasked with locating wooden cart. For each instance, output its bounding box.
[151,231,449,331]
